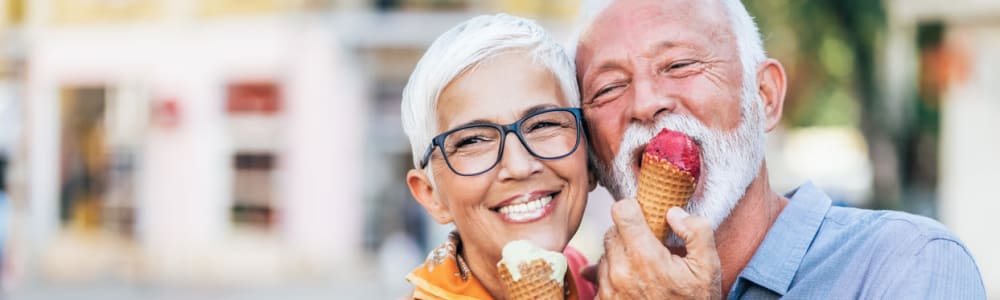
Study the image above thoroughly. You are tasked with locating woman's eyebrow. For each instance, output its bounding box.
[450,118,493,130]
[448,104,559,130]
[521,104,558,117]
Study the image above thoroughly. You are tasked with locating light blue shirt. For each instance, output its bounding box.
[730,182,986,299]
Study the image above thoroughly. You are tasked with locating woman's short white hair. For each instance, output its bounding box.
[401,13,580,170]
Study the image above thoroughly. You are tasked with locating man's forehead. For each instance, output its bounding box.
[577,0,729,60]
[584,0,724,37]
[596,0,718,23]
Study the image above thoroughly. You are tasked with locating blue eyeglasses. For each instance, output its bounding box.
[419,107,584,176]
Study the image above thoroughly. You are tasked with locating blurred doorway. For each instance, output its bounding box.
[231,152,276,228]
[58,86,108,232]
[58,86,137,237]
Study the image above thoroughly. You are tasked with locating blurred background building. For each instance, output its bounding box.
[0,0,995,298]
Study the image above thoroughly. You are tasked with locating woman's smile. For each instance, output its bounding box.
[491,190,560,223]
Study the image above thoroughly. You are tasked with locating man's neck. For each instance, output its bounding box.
[714,163,788,296]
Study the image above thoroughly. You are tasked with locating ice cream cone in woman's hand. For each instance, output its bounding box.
[496,240,568,300]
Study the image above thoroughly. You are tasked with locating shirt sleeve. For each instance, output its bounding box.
[882,237,986,299]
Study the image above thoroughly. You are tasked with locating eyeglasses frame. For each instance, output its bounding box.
[418,107,584,176]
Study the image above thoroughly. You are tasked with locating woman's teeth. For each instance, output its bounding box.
[498,195,553,221]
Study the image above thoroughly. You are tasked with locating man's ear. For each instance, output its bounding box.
[407,169,453,224]
[756,58,787,132]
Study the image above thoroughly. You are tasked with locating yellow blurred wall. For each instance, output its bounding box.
[52,0,162,24]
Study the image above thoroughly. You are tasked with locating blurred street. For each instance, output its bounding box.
[0,0,998,298]
[8,279,396,300]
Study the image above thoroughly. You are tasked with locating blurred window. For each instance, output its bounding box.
[231,152,275,228]
[226,82,280,115]
[227,81,280,229]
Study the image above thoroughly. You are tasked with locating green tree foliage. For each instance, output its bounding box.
[746,0,886,128]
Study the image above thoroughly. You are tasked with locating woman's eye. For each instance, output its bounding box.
[530,121,559,131]
[455,136,486,148]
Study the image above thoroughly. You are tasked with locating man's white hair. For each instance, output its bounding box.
[573,0,766,82]
[401,14,580,173]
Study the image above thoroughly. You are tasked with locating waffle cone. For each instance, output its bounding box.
[637,152,696,241]
[497,258,565,300]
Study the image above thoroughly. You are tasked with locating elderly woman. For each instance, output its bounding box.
[401,14,596,299]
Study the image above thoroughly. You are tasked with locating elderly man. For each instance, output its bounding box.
[574,0,986,299]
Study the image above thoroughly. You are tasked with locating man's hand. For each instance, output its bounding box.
[587,198,722,299]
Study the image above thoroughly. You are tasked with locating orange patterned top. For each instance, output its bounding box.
[406,232,593,300]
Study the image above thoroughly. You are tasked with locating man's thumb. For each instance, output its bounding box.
[611,198,658,244]
[666,207,718,264]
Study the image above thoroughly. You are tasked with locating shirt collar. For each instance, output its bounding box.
[733,181,831,296]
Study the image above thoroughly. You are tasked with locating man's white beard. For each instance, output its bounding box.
[593,83,766,245]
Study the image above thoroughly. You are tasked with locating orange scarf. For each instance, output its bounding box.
[406,232,580,300]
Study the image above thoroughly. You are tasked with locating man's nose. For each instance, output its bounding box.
[631,76,677,124]
[496,134,543,181]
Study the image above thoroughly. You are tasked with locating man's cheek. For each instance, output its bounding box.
[595,127,620,165]
[584,109,619,156]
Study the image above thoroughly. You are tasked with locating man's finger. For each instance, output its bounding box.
[603,227,625,259]
[667,207,719,266]
[611,198,660,246]
[597,254,614,300]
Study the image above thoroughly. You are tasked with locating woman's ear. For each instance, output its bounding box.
[407,169,453,224]
[756,58,787,132]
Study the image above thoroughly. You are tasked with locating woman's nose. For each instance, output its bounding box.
[631,76,676,124]
[496,134,543,181]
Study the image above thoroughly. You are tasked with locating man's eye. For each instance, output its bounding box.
[592,84,624,101]
[594,86,615,98]
[661,60,701,77]
[667,60,696,71]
